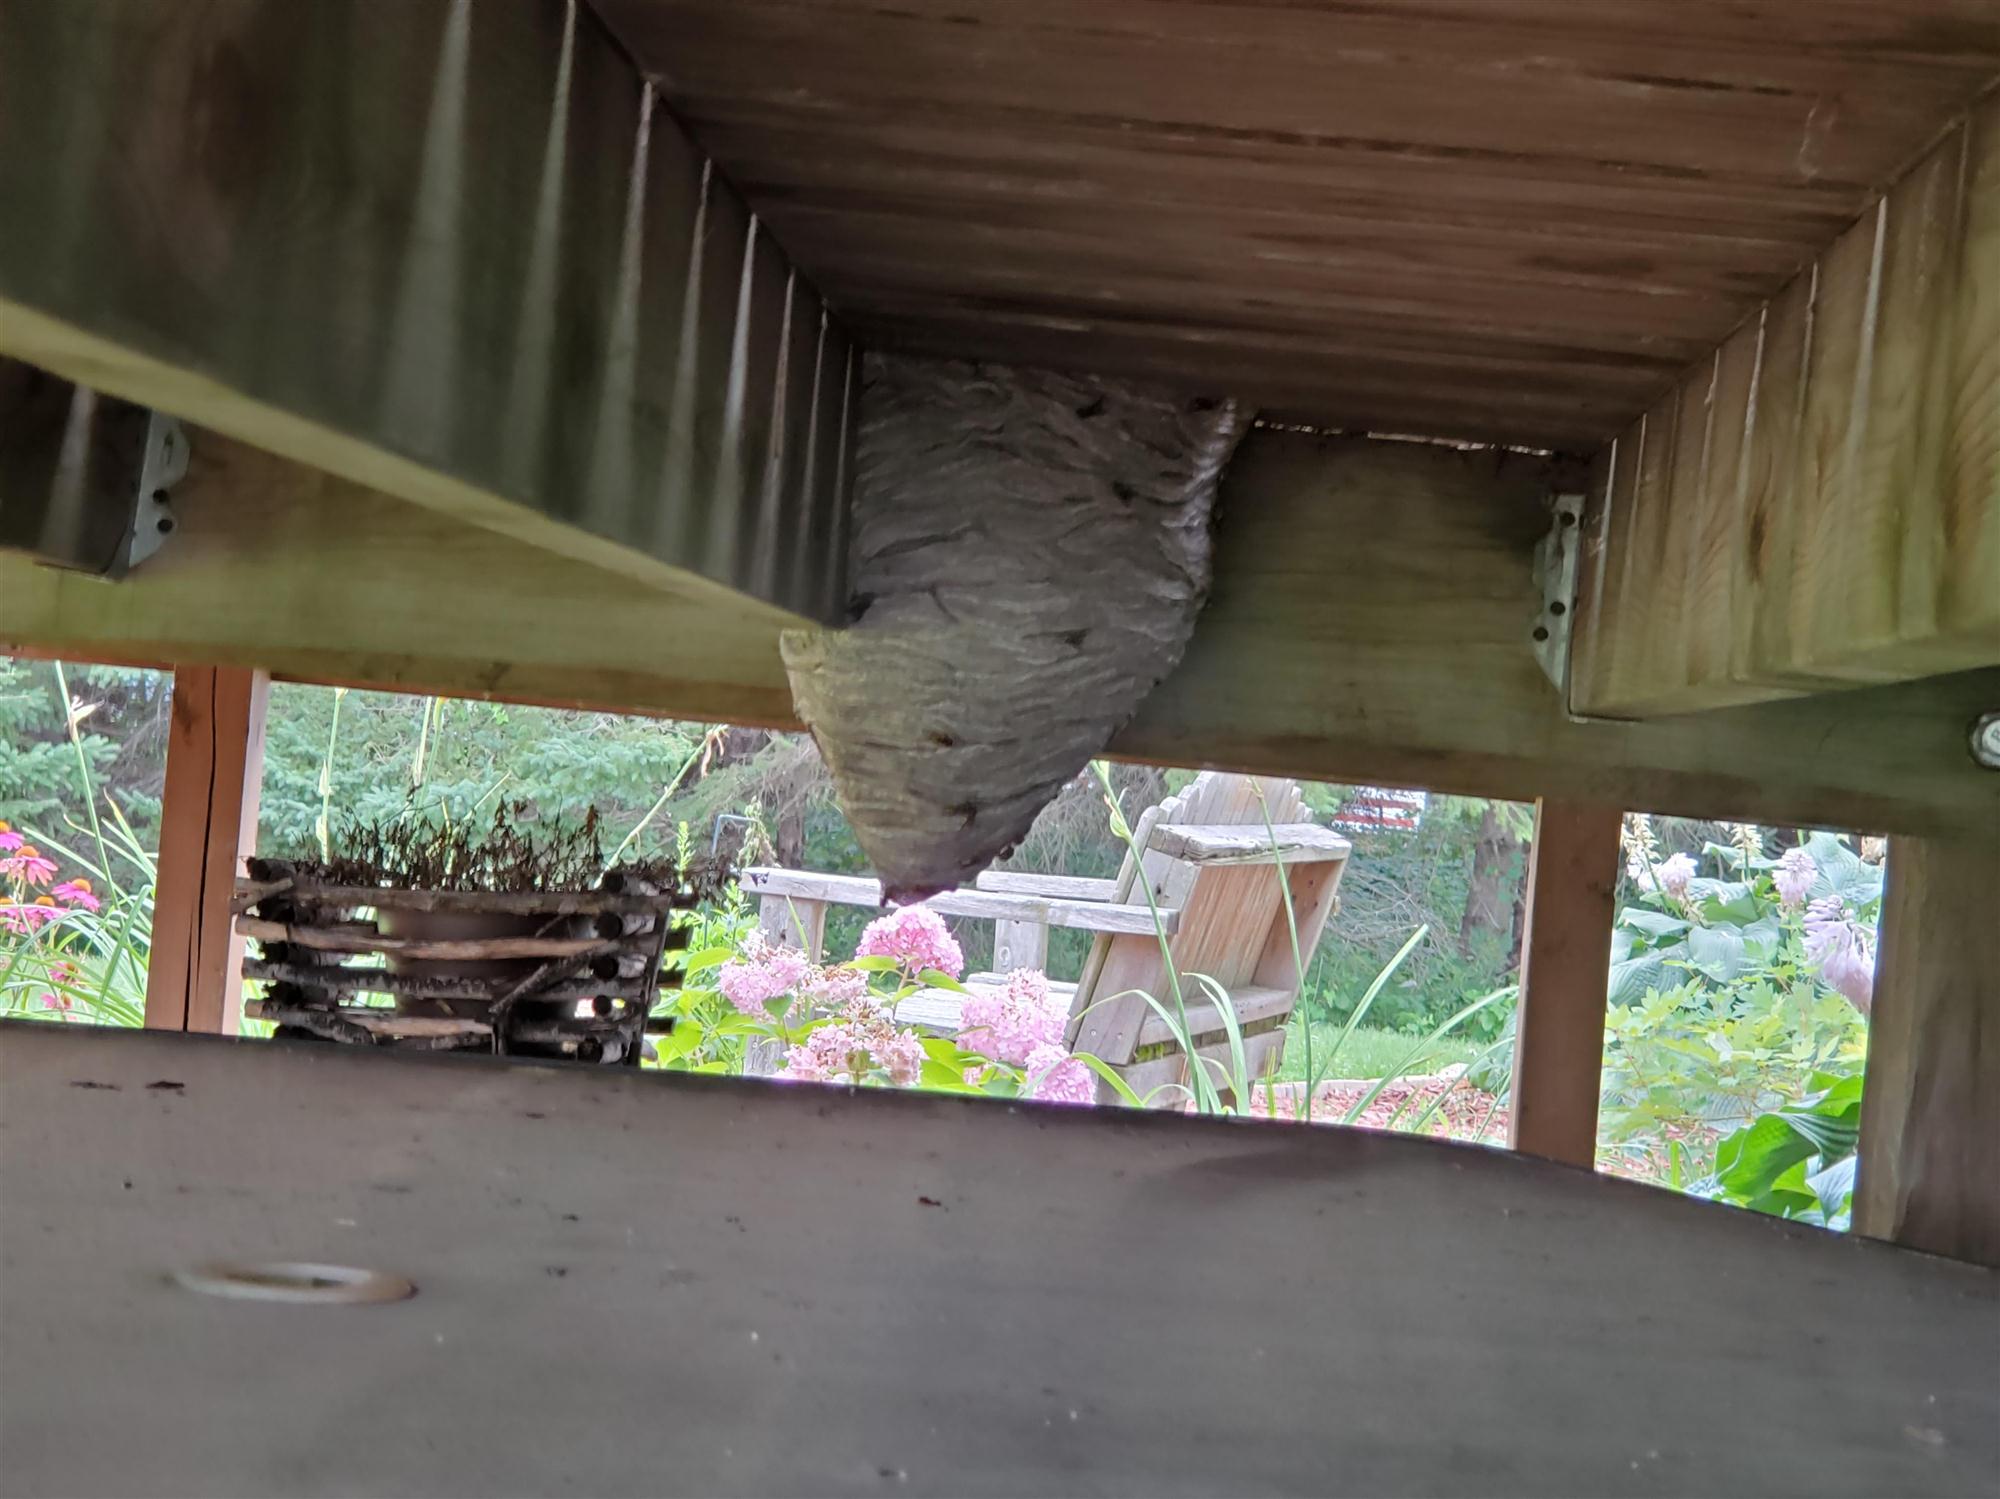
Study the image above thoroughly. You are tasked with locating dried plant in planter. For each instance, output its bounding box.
[237,805,733,1066]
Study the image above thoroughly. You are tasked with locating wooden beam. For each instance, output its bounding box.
[1855,834,2000,1266]
[0,0,854,621]
[144,666,267,1035]
[5,427,1996,838]
[1570,98,2000,716]
[1507,799,1622,1168]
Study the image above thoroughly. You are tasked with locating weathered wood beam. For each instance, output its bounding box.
[145,666,267,1035]
[1507,800,1622,1168]
[1570,98,2000,716]
[4,427,1995,838]
[0,432,799,727]
[0,0,853,621]
[1855,834,2000,1266]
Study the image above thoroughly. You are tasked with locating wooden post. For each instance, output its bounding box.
[992,918,1049,973]
[1854,835,2000,1265]
[1508,799,1623,1167]
[757,893,828,962]
[144,666,268,1034]
[745,892,829,1075]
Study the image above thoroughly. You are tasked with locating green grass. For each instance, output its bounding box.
[1272,1017,1480,1084]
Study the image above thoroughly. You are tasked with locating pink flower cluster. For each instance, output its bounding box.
[855,905,964,981]
[1772,846,1816,910]
[0,831,99,934]
[779,1013,926,1087]
[715,933,809,1017]
[1024,1043,1095,1105]
[1803,897,1875,1012]
[1654,852,1697,901]
[958,968,1067,1066]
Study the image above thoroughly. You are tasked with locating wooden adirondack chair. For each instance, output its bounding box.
[742,772,1351,1102]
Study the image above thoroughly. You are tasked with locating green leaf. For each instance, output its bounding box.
[1686,924,1749,982]
[654,1023,703,1063]
[1618,909,1690,941]
[917,969,969,994]
[1070,1052,1144,1108]
[679,946,733,975]
[849,955,902,974]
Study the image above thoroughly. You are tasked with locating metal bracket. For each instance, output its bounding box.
[1530,492,1584,693]
[0,363,188,578]
[126,412,188,572]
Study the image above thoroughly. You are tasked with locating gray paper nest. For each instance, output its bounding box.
[782,353,1252,903]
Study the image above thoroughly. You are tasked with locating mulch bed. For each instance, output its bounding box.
[1246,1070,1511,1144]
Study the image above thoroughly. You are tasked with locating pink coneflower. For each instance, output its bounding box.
[39,991,73,1013]
[0,899,59,935]
[855,905,964,981]
[0,845,57,887]
[0,820,22,853]
[51,878,99,912]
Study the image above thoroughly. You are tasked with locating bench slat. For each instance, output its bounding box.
[743,868,1178,937]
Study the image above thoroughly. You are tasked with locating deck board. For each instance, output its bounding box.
[0,1021,1994,1497]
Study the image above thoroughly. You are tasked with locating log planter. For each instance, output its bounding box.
[234,859,696,1066]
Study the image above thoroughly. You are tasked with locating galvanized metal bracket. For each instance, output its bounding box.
[126,412,189,572]
[1530,492,1584,694]
[0,363,188,578]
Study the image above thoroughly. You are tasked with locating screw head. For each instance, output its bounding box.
[1973,712,2000,770]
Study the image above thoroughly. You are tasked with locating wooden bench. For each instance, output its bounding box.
[743,772,1351,1101]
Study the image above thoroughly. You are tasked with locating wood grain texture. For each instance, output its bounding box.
[1508,799,1623,1168]
[1855,834,2000,1266]
[593,0,2000,445]
[0,431,800,727]
[0,0,854,620]
[781,354,1250,900]
[1572,97,2000,715]
[3,1022,1995,1497]
[144,667,266,1035]
[1118,432,2000,839]
[5,427,1996,838]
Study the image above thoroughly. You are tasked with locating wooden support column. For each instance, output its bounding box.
[1508,799,1623,1167]
[1854,835,2000,1265]
[144,666,267,1035]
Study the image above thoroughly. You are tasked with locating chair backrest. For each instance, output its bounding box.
[1066,772,1335,1084]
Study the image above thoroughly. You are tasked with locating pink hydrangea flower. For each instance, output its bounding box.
[959,968,1066,1066]
[1654,852,1696,900]
[879,1030,926,1088]
[777,1014,927,1087]
[0,846,57,887]
[1773,846,1816,910]
[715,934,809,1017]
[1803,897,1874,1012]
[1024,1043,1094,1106]
[856,905,964,981]
[804,964,873,1013]
[50,878,99,912]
